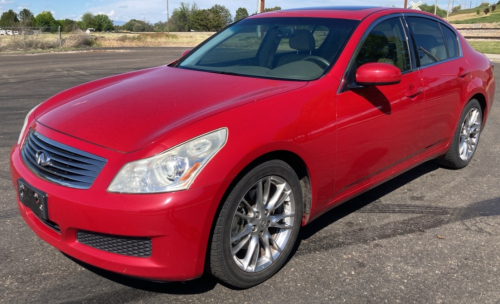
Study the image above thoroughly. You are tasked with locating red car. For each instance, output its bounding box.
[11,6,494,288]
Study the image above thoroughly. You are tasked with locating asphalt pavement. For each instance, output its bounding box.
[0,48,499,303]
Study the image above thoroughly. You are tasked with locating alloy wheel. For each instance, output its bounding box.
[229,175,295,273]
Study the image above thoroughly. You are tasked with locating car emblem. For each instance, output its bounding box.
[35,151,51,167]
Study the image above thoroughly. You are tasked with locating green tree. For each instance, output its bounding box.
[419,4,447,17]
[153,21,168,32]
[234,7,249,21]
[191,9,212,31]
[484,7,491,14]
[210,4,232,26]
[81,12,97,29]
[122,19,152,32]
[264,6,281,12]
[95,14,114,31]
[0,9,19,27]
[492,4,497,11]
[60,19,80,32]
[35,11,57,28]
[19,8,35,27]
[170,2,198,31]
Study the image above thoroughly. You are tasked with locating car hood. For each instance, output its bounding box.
[35,66,306,153]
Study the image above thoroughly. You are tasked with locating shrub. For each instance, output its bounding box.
[62,33,93,48]
[477,9,481,14]
[492,4,497,11]
[485,7,491,14]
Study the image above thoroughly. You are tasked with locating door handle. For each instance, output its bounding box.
[406,87,423,98]
[458,68,469,78]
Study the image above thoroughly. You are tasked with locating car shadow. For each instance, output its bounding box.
[298,160,440,240]
[64,160,500,293]
[63,253,218,294]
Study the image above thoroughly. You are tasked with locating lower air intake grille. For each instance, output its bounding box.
[76,230,152,257]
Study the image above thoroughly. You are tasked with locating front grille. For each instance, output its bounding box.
[77,230,152,257]
[21,131,107,189]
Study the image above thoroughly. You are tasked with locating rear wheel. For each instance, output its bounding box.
[436,99,482,169]
[210,160,303,288]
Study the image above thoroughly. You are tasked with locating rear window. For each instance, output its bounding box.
[440,24,459,58]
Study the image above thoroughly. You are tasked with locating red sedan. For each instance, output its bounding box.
[10,6,495,288]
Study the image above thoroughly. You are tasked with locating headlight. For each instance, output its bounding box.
[108,128,228,193]
[18,104,40,146]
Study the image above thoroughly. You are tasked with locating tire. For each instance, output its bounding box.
[210,160,303,288]
[436,99,483,169]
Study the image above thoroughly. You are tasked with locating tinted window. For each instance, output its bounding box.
[440,24,459,58]
[407,17,448,66]
[355,18,411,72]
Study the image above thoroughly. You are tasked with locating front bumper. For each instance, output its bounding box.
[10,128,228,281]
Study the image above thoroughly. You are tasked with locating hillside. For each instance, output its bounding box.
[448,3,500,24]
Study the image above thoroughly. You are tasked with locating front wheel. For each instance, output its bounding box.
[436,99,483,169]
[210,160,303,288]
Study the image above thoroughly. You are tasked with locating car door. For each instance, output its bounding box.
[334,16,425,198]
[405,16,470,149]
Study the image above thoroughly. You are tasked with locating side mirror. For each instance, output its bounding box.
[181,49,192,57]
[355,62,401,86]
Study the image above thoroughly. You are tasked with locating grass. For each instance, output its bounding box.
[468,40,500,53]
[95,32,214,47]
[451,11,500,24]
[449,4,490,16]
[0,31,214,52]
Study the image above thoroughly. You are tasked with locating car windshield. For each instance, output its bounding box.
[177,17,359,81]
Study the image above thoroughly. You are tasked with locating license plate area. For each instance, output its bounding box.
[18,179,49,221]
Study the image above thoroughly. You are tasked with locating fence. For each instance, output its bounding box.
[0,26,63,48]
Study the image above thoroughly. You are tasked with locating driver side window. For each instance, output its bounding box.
[355,18,411,72]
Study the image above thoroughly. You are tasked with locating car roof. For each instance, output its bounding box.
[248,6,433,21]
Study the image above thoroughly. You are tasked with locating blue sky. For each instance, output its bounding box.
[0,0,479,23]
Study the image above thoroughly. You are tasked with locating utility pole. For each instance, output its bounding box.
[404,0,408,8]
[166,0,169,33]
[258,0,265,13]
[447,0,451,20]
[434,0,438,14]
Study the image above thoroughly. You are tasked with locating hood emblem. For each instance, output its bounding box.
[36,151,52,167]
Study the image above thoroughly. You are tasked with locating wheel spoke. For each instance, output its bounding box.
[470,123,481,135]
[232,234,251,255]
[459,139,467,156]
[263,177,271,205]
[230,224,253,243]
[256,180,264,208]
[261,231,274,262]
[468,109,478,127]
[270,213,294,223]
[242,235,259,271]
[235,211,253,221]
[241,198,254,212]
[275,190,291,211]
[269,235,282,253]
[266,183,287,211]
[269,222,293,229]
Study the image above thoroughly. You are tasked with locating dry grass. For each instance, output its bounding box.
[0,31,213,52]
[95,32,214,47]
[0,32,95,51]
[448,12,485,21]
